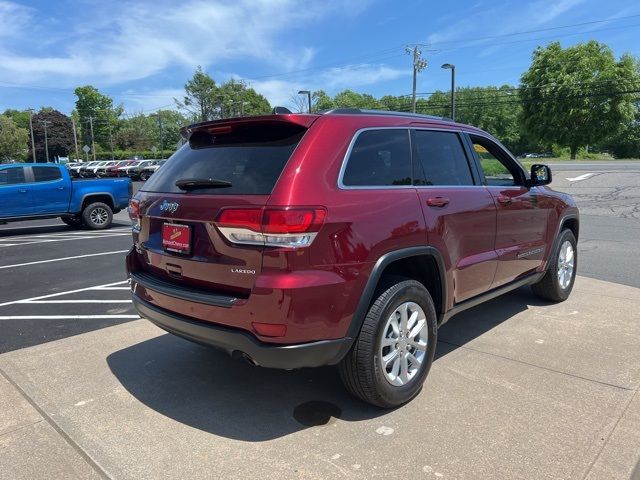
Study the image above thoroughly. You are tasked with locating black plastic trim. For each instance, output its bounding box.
[130,271,238,308]
[346,246,447,341]
[545,213,579,271]
[133,295,351,369]
[442,271,545,323]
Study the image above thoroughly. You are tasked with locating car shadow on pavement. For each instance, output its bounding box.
[0,221,131,237]
[107,285,550,442]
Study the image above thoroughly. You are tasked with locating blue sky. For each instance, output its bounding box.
[1,0,639,115]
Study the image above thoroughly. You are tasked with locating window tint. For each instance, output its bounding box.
[0,167,26,185]
[142,123,306,195]
[471,138,517,186]
[412,130,473,186]
[342,129,411,186]
[32,166,62,182]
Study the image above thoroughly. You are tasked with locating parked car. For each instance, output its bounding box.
[118,160,148,178]
[76,161,98,177]
[126,109,579,407]
[95,160,120,177]
[103,160,135,177]
[139,160,166,181]
[125,160,154,180]
[0,163,131,229]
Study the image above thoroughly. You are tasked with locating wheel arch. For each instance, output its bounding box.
[80,193,115,211]
[346,247,447,343]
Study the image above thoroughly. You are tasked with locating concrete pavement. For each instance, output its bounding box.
[1,275,639,480]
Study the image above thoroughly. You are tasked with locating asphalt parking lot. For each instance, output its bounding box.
[1,167,640,480]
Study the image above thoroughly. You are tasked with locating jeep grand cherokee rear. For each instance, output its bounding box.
[127,110,578,408]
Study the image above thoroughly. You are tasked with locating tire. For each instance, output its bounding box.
[532,229,577,302]
[339,278,438,408]
[140,172,149,181]
[61,216,83,228]
[82,202,113,230]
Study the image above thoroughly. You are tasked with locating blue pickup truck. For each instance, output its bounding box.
[0,163,131,229]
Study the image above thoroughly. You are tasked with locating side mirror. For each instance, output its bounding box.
[528,164,552,187]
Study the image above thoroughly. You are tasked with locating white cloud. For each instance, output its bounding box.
[0,1,31,38]
[0,0,369,86]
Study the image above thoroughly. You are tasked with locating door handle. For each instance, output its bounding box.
[57,186,64,190]
[497,195,512,205]
[18,188,27,193]
[426,197,450,207]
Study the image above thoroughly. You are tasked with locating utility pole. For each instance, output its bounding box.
[405,45,428,113]
[27,108,36,162]
[39,119,51,163]
[108,123,114,160]
[71,118,80,161]
[88,116,96,161]
[157,115,164,159]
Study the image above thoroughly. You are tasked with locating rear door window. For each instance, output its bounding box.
[0,167,27,185]
[412,130,474,186]
[32,166,62,182]
[342,129,412,187]
[142,123,306,195]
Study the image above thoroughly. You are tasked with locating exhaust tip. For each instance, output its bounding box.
[232,351,259,367]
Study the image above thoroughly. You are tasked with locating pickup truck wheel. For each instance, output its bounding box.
[532,229,577,302]
[61,216,83,228]
[82,202,113,230]
[339,278,437,408]
[140,172,149,181]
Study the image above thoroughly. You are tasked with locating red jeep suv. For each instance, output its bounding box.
[126,109,578,407]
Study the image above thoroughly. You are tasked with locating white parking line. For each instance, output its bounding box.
[0,233,130,248]
[0,224,63,231]
[19,300,132,304]
[566,173,596,182]
[0,250,129,270]
[0,280,129,307]
[0,315,139,320]
[93,287,132,291]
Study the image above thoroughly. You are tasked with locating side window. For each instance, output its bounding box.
[342,129,412,187]
[0,167,26,185]
[470,137,519,187]
[412,130,474,186]
[32,166,62,182]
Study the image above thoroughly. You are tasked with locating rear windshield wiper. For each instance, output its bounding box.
[175,178,232,190]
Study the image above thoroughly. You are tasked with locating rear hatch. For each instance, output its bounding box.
[130,116,315,298]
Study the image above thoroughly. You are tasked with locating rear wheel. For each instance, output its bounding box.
[140,171,150,181]
[339,278,437,408]
[82,202,113,230]
[532,229,577,302]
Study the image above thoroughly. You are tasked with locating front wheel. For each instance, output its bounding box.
[339,278,437,408]
[82,202,113,230]
[532,229,577,302]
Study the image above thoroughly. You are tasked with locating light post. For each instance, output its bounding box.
[298,90,312,113]
[39,119,51,163]
[441,63,456,121]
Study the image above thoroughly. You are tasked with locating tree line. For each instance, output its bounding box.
[1,40,638,162]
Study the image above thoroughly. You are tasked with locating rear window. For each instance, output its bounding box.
[142,123,306,195]
[33,166,62,182]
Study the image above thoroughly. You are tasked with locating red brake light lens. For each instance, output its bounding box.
[128,199,140,220]
[263,208,326,234]
[216,208,262,232]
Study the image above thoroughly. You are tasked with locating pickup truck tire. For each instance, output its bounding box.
[82,202,113,230]
[61,216,83,228]
[532,229,577,302]
[339,278,437,408]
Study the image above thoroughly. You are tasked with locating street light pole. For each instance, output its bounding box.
[27,109,36,162]
[39,119,51,163]
[441,63,456,121]
[88,116,96,161]
[298,90,312,113]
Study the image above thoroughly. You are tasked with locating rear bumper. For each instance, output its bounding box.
[133,294,352,369]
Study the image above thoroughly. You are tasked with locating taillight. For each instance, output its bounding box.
[128,199,140,229]
[215,207,326,248]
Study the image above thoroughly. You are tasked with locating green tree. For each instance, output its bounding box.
[175,66,218,121]
[2,109,30,130]
[31,109,75,161]
[520,41,639,159]
[312,90,335,111]
[216,79,271,117]
[74,85,122,152]
[0,115,29,161]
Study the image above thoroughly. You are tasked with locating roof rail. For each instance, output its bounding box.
[319,108,452,122]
